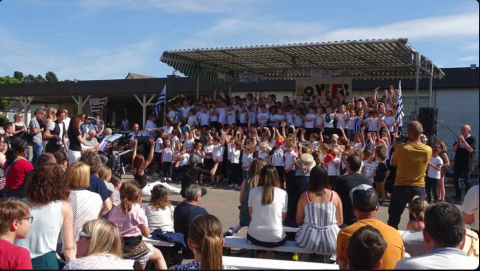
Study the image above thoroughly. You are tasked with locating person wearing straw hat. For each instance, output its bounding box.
[287,153,316,222]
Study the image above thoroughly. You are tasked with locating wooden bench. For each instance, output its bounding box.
[142,236,175,247]
[223,256,339,270]
[284,226,298,233]
[224,237,334,255]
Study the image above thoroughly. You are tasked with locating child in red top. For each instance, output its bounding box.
[0,198,33,270]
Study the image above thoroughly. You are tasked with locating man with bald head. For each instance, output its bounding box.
[450,124,476,203]
[83,130,99,148]
[388,121,432,229]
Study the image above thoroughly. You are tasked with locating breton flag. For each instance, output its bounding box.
[89,96,108,113]
[154,85,166,117]
[396,80,404,126]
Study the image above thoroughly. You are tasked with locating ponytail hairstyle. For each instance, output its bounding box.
[5,139,29,165]
[120,181,141,214]
[188,214,224,270]
[408,196,428,222]
[246,159,267,188]
[257,165,280,205]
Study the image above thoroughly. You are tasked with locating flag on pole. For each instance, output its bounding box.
[396,80,404,126]
[89,96,108,113]
[155,85,166,117]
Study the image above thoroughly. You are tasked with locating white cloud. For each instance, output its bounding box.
[0,26,160,80]
[458,56,478,62]
[181,11,479,48]
[461,42,479,51]
[75,0,258,13]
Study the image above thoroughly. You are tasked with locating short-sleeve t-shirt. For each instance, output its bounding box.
[393,143,432,187]
[108,203,148,237]
[337,219,405,270]
[89,174,112,202]
[375,162,390,182]
[68,127,82,151]
[29,118,42,144]
[4,158,34,190]
[453,136,476,171]
[0,240,32,270]
[461,185,479,231]
[427,156,443,179]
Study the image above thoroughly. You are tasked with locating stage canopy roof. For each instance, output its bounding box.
[160,38,444,85]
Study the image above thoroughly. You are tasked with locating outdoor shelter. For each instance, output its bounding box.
[160,38,444,115]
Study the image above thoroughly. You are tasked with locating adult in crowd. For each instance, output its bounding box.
[63,162,103,245]
[450,124,476,203]
[336,154,372,226]
[388,121,431,229]
[65,219,133,270]
[79,151,113,217]
[247,165,288,259]
[395,202,479,269]
[0,134,8,170]
[37,107,47,128]
[121,117,130,131]
[44,109,67,154]
[68,114,86,164]
[462,184,479,236]
[144,185,175,232]
[2,139,34,198]
[239,159,267,228]
[11,113,26,141]
[92,113,105,140]
[180,154,220,199]
[2,123,13,148]
[63,109,71,131]
[131,137,155,189]
[295,165,343,259]
[29,109,44,167]
[83,130,99,149]
[15,164,76,269]
[171,214,235,270]
[144,113,158,139]
[54,150,68,170]
[346,225,387,270]
[287,153,315,222]
[22,153,56,189]
[0,198,33,270]
[337,184,404,270]
[174,184,209,259]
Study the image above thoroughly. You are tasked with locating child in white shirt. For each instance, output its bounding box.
[361,150,377,185]
[426,145,443,203]
[325,148,340,189]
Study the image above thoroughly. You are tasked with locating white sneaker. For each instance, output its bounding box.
[234,184,240,190]
[153,173,159,177]
[228,183,235,188]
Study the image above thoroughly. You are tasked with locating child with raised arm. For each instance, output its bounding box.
[361,150,376,185]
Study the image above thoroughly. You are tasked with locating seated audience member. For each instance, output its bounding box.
[83,130,99,148]
[110,174,122,205]
[406,196,428,231]
[65,219,134,270]
[0,134,7,169]
[395,202,479,269]
[337,184,405,269]
[2,139,34,198]
[22,153,56,185]
[53,150,68,170]
[174,184,209,258]
[295,165,343,258]
[108,181,167,270]
[145,185,175,232]
[14,165,76,269]
[462,184,479,236]
[336,154,372,226]
[171,215,236,270]
[347,225,387,270]
[79,151,113,216]
[239,159,267,229]
[0,198,33,270]
[98,166,115,204]
[247,165,288,259]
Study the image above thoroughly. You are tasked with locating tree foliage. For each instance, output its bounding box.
[13,71,24,82]
[22,74,36,83]
[0,76,21,110]
[35,75,46,82]
[45,71,59,82]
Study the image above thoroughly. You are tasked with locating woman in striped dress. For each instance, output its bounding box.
[295,165,343,260]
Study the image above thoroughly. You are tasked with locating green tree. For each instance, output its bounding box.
[45,71,59,82]
[23,74,36,83]
[35,75,46,82]
[13,71,24,82]
[0,76,21,110]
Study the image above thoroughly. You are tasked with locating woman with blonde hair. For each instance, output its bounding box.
[65,219,134,269]
[11,113,27,140]
[434,140,450,202]
[406,196,428,231]
[171,214,235,270]
[247,165,288,259]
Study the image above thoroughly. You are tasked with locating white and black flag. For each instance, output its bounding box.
[89,96,108,113]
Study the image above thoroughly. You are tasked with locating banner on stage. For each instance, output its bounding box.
[295,77,352,101]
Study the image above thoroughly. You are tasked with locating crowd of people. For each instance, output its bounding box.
[0,88,478,270]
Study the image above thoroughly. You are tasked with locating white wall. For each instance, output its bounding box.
[435,88,479,148]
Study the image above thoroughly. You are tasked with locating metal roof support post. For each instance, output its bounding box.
[134,94,156,129]
[429,66,434,108]
[196,76,200,100]
[19,97,34,123]
[82,96,91,114]
[228,84,232,97]
[414,52,421,118]
[72,95,90,114]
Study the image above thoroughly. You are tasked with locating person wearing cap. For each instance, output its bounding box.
[29,108,45,167]
[269,138,285,187]
[180,154,220,199]
[287,153,316,221]
[388,121,431,230]
[395,202,479,270]
[336,184,405,270]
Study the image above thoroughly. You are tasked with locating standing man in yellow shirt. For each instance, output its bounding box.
[388,121,432,229]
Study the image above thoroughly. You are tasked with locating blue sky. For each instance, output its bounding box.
[0,0,478,80]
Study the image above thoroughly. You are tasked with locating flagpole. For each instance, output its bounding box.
[163,85,166,125]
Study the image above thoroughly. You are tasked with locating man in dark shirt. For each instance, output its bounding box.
[174,184,208,258]
[180,154,220,198]
[451,124,476,203]
[336,154,372,226]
